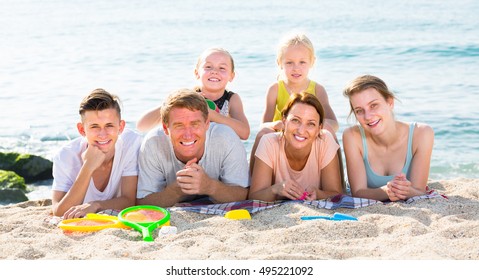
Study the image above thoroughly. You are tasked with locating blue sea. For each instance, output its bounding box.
[1,0,478,200]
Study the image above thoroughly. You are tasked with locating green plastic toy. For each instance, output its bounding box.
[118,205,170,241]
[205,99,219,112]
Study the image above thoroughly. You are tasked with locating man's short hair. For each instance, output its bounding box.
[160,88,209,125]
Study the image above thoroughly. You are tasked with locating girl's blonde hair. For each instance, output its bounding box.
[195,47,235,72]
[276,33,315,66]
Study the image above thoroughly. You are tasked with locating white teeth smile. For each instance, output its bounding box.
[368,120,380,126]
[209,78,220,82]
[97,140,109,145]
[294,135,306,141]
[181,141,195,146]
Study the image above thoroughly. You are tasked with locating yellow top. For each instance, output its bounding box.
[273,80,316,121]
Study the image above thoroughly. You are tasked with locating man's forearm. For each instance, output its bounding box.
[208,181,248,203]
[137,183,184,208]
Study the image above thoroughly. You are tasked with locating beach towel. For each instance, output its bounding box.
[403,187,448,204]
[46,189,447,226]
[168,194,379,216]
[168,189,447,216]
[92,189,448,217]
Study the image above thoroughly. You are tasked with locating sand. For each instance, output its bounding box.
[0,179,478,261]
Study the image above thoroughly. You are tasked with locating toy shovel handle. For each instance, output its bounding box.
[300,216,331,220]
[332,213,358,221]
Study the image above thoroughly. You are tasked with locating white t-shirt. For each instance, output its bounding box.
[52,129,142,203]
[137,123,249,201]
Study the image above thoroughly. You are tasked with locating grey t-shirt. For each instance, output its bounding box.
[137,122,249,201]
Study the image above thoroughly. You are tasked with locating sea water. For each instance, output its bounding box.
[1,0,478,200]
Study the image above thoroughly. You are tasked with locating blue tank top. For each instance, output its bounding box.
[359,123,415,188]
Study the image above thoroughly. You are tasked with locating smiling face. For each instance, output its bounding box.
[350,87,394,134]
[77,108,125,157]
[163,107,210,163]
[195,50,235,95]
[283,102,321,151]
[279,44,314,84]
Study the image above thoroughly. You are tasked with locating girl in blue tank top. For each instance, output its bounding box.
[342,75,434,202]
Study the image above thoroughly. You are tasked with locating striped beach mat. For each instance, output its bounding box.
[168,194,378,216]
[168,189,447,216]
[403,187,448,203]
[94,189,446,218]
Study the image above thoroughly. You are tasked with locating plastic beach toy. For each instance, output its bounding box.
[158,226,178,237]
[205,99,220,112]
[224,209,251,220]
[58,213,129,232]
[298,191,310,200]
[118,205,170,242]
[300,212,358,221]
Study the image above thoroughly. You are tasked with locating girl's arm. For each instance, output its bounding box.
[315,84,339,133]
[317,153,343,199]
[248,157,277,201]
[390,123,434,199]
[343,127,390,201]
[409,123,434,192]
[260,83,283,130]
[262,83,279,123]
[208,93,250,140]
[136,106,162,132]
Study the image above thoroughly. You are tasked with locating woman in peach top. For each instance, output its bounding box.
[249,92,343,202]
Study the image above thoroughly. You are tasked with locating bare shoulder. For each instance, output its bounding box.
[342,125,361,142]
[313,81,327,95]
[342,126,363,156]
[412,122,434,152]
[414,122,434,137]
[229,91,243,103]
[267,82,279,93]
[343,125,360,136]
[265,82,279,101]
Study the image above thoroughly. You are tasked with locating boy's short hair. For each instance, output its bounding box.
[79,88,122,118]
[161,88,209,125]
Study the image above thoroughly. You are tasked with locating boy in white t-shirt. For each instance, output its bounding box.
[52,89,142,219]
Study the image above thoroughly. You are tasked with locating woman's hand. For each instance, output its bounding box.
[273,180,307,200]
[304,187,317,201]
[386,173,412,201]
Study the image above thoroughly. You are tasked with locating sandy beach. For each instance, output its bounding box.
[0,178,478,261]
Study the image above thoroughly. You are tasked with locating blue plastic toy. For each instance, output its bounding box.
[300,212,358,221]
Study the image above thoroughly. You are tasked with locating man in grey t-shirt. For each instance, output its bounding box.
[136,88,249,207]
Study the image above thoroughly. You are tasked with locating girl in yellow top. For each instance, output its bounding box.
[250,33,339,171]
